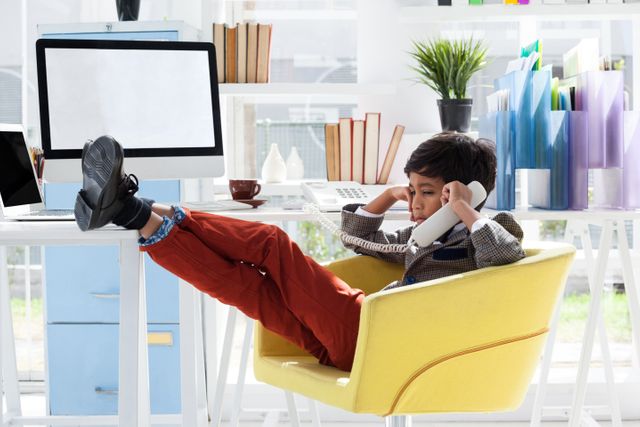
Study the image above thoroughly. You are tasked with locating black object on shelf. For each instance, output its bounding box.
[437,99,473,133]
[438,0,453,5]
[116,0,141,21]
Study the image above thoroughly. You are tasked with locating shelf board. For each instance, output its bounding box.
[399,3,640,22]
[242,10,358,20]
[217,83,396,97]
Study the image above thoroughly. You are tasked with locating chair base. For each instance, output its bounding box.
[385,415,412,427]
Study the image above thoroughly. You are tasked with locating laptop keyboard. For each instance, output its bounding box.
[31,209,75,217]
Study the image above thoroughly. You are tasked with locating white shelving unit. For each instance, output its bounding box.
[217,82,396,97]
[242,9,358,20]
[399,3,640,22]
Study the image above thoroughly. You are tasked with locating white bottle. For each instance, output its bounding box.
[286,146,304,180]
[261,143,287,183]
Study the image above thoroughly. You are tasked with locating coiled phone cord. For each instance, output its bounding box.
[303,203,411,254]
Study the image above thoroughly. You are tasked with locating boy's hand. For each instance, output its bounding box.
[362,185,414,220]
[440,181,472,207]
[387,185,415,221]
[441,181,482,231]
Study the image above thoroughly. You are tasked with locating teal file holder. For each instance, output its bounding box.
[576,71,624,169]
[495,69,551,169]
[479,111,516,210]
[549,111,569,209]
[623,111,640,209]
[533,69,552,169]
[569,111,589,210]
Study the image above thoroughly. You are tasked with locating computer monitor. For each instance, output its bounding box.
[36,38,224,182]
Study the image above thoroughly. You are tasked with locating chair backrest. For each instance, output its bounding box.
[347,242,575,415]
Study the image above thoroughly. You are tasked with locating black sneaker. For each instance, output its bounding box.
[74,136,129,231]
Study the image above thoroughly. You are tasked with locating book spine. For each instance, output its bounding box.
[352,120,365,184]
[226,26,237,83]
[378,125,404,185]
[256,24,272,84]
[247,23,258,84]
[363,113,380,185]
[338,118,352,181]
[237,23,247,84]
[324,124,339,181]
[213,23,226,83]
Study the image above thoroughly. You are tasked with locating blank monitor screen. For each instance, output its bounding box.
[36,39,224,181]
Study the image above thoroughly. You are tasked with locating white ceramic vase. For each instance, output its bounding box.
[261,143,287,183]
[285,147,304,180]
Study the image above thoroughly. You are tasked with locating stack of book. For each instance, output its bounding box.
[324,115,405,185]
[212,23,272,83]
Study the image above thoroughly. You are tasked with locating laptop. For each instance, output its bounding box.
[0,124,74,221]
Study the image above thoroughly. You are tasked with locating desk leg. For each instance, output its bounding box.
[230,318,253,427]
[569,221,614,427]
[580,222,622,426]
[119,241,150,427]
[616,221,640,371]
[195,293,208,426]
[211,306,238,427]
[204,297,218,424]
[0,246,21,423]
[179,281,203,426]
[530,220,580,426]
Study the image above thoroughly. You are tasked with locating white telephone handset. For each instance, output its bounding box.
[407,180,487,247]
[304,180,487,253]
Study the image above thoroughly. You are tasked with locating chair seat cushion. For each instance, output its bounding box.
[254,356,357,411]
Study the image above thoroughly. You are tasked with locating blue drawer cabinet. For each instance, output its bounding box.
[44,180,182,415]
[47,324,181,415]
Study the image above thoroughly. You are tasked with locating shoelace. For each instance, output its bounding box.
[119,173,140,198]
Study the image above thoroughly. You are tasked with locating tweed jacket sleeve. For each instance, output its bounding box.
[339,203,409,264]
[470,212,526,268]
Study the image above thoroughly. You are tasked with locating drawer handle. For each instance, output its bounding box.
[94,387,118,395]
[148,331,173,346]
[90,292,120,299]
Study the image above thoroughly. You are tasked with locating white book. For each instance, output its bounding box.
[363,113,381,185]
[236,23,247,83]
[351,120,365,184]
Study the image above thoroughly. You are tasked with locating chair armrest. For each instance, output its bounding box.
[348,246,575,413]
[255,256,404,358]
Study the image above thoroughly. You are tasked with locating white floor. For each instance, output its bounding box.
[6,394,640,426]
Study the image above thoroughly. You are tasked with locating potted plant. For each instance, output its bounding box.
[410,37,487,133]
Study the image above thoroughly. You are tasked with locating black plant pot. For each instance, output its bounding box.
[437,98,473,133]
[116,0,141,21]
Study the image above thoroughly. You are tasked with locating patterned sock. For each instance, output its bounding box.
[112,196,152,230]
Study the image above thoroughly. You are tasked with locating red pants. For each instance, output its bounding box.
[140,209,364,371]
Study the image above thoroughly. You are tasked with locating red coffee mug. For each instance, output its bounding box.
[228,179,261,200]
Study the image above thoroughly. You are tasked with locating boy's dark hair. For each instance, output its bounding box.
[404,133,497,208]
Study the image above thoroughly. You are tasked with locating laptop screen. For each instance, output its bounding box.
[0,130,43,208]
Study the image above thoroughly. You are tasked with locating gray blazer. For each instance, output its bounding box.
[340,204,526,291]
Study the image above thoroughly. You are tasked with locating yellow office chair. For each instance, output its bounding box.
[254,242,575,426]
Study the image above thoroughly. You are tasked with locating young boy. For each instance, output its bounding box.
[74,133,525,372]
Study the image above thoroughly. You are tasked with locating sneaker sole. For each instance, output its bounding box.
[82,137,125,230]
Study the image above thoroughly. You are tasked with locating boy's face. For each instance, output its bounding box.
[408,172,446,225]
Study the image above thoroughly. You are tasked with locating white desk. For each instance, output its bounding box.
[0,222,149,427]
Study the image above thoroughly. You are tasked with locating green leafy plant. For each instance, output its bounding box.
[410,38,488,100]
